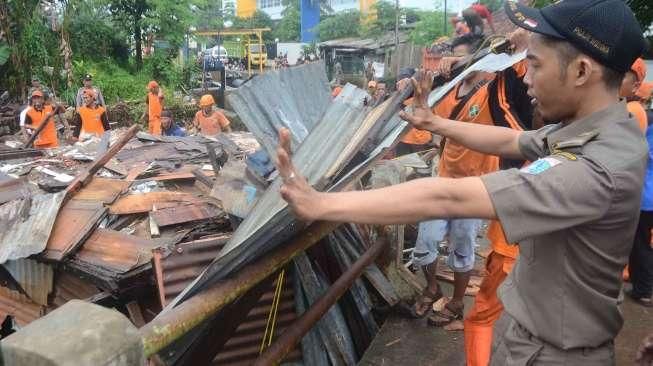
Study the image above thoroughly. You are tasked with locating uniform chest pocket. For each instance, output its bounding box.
[518,238,535,264]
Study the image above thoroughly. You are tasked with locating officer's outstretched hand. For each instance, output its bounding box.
[276,128,321,222]
[399,69,441,132]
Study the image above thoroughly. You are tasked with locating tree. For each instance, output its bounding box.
[108,0,150,69]
[233,10,275,42]
[409,10,446,46]
[315,10,361,41]
[274,0,300,42]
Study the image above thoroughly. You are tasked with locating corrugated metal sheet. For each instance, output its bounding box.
[42,199,107,262]
[152,234,231,307]
[150,235,299,365]
[428,51,527,107]
[226,62,331,160]
[151,203,222,227]
[319,31,410,50]
[0,177,31,205]
[168,83,381,307]
[0,192,65,264]
[109,192,205,215]
[74,228,159,273]
[0,285,44,327]
[73,177,129,204]
[3,258,53,306]
[48,271,101,310]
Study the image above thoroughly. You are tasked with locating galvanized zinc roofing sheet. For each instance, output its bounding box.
[0,192,65,264]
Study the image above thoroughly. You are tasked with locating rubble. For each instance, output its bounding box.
[0,62,476,366]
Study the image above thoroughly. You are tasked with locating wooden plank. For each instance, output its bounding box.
[151,203,222,227]
[109,192,205,215]
[42,200,107,262]
[126,301,147,327]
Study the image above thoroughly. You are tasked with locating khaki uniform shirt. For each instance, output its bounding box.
[480,101,647,349]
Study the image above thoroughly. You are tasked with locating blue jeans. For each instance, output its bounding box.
[412,218,481,272]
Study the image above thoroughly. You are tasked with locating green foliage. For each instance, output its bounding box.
[67,4,129,64]
[315,10,361,41]
[409,10,446,46]
[274,0,300,42]
[0,43,9,66]
[531,0,554,8]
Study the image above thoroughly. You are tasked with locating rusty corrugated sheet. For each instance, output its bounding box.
[73,177,129,204]
[74,228,159,273]
[3,258,53,306]
[150,235,300,365]
[48,271,101,310]
[0,285,44,327]
[109,192,205,215]
[0,192,65,264]
[42,199,107,262]
[152,234,231,307]
[151,203,223,227]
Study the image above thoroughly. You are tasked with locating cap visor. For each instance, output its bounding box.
[504,1,563,39]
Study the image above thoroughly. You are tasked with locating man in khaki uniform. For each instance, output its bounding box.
[274,0,647,364]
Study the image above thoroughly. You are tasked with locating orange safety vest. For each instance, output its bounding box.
[194,110,230,136]
[148,92,163,135]
[78,105,106,137]
[26,105,58,148]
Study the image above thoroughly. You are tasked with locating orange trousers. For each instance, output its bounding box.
[148,118,162,136]
[464,251,515,366]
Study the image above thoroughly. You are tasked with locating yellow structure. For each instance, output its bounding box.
[236,0,256,18]
[360,0,377,25]
[195,28,271,75]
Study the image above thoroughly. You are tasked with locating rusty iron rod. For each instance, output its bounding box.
[139,220,340,357]
[253,232,389,366]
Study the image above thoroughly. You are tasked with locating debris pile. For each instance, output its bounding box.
[0,62,480,365]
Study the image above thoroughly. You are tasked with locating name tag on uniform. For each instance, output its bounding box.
[520,157,561,175]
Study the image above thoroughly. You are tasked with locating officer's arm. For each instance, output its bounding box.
[276,128,496,224]
[401,110,525,159]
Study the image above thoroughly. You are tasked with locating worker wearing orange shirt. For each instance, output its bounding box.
[140,80,164,135]
[192,94,232,136]
[22,90,69,149]
[621,58,648,132]
[73,89,110,140]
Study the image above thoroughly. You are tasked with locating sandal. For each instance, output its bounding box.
[407,287,443,319]
[427,301,464,327]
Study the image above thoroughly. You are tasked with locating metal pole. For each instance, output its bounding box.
[139,220,340,357]
[253,232,389,366]
[394,0,400,77]
[443,0,447,35]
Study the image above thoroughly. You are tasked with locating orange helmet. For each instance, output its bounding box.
[630,58,647,83]
[199,94,215,107]
[31,90,44,98]
[147,80,159,90]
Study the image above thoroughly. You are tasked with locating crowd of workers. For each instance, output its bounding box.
[19,75,233,148]
[298,0,653,364]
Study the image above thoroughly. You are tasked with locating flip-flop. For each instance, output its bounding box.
[427,301,464,327]
[408,287,443,319]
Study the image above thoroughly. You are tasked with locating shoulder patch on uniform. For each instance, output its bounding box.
[520,157,562,175]
[552,151,577,161]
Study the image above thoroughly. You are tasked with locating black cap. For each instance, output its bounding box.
[505,0,646,73]
[83,74,92,80]
[398,67,415,81]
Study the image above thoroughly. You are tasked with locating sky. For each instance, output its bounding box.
[399,0,476,13]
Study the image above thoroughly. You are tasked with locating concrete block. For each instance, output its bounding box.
[1,300,143,366]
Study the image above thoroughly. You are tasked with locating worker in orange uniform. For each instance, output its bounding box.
[621,57,648,132]
[140,80,164,135]
[192,94,231,136]
[73,89,110,140]
[464,222,517,366]
[22,90,69,149]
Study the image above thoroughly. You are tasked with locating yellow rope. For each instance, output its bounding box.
[260,269,285,354]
